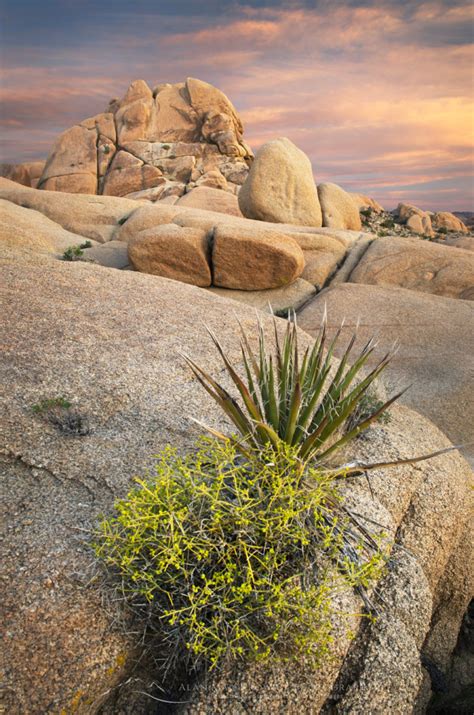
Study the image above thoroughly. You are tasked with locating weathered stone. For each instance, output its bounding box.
[115,79,154,144]
[37,78,252,201]
[298,283,474,464]
[1,249,472,713]
[0,258,319,713]
[194,169,228,190]
[80,112,116,143]
[102,151,163,197]
[349,235,474,300]
[318,182,362,231]
[444,235,474,251]
[238,137,322,226]
[128,223,212,286]
[176,186,242,216]
[81,240,130,269]
[350,192,385,213]
[208,278,316,313]
[116,203,182,243]
[39,124,98,194]
[395,203,434,237]
[212,225,305,290]
[0,178,139,243]
[21,161,46,188]
[186,77,248,157]
[432,211,469,233]
[0,162,31,187]
[0,199,92,260]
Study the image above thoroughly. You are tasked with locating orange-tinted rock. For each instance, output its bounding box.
[128,223,212,286]
[212,225,305,290]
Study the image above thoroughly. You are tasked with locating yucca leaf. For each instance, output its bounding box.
[182,354,259,444]
[315,388,406,463]
[265,355,280,428]
[284,381,302,443]
[335,444,463,475]
[206,328,265,426]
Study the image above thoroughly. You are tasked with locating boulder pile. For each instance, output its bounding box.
[33,78,253,202]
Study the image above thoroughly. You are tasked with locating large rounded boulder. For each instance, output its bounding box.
[238,137,323,227]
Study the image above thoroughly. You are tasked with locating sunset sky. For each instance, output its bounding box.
[1,0,473,210]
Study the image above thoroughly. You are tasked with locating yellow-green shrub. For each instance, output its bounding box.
[94,438,387,673]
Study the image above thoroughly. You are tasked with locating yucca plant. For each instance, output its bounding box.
[183,312,404,467]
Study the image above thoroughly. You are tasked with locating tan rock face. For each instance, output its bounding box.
[0,178,139,243]
[238,137,323,227]
[0,259,323,714]
[432,211,468,233]
[212,225,305,290]
[35,78,252,200]
[0,162,31,187]
[349,235,474,300]
[21,161,46,188]
[298,283,474,464]
[0,199,91,260]
[208,278,316,314]
[350,192,385,213]
[128,223,212,286]
[102,150,164,197]
[39,124,99,194]
[176,186,242,216]
[395,203,434,237]
[318,182,362,231]
[1,250,472,713]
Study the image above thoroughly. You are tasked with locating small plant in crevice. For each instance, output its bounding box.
[62,241,92,261]
[380,217,395,229]
[32,396,90,435]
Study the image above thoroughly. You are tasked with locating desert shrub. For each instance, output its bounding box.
[62,241,91,261]
[360,207,372,219]
[94,438,387,674]
[380,217,395,229]
[95,316,450,677]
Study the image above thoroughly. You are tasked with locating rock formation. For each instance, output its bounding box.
[37,78,253,203]
[238,137,323,226]
[318,181,362,231]
[1,256,472,714]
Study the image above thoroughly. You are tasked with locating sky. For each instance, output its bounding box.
[1,0,473,210]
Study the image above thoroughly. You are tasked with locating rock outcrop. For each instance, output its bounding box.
[349,234,474,300]
[36,78,253,201]
[0,179,364,297]
[128,224,212,286]
[1,256,472,715]
[395,203,434,237]
[298,283,474,464]
[238,137,323,226]
[318,182,362,231]
[212,225,305,290]
[350,192,385,214]
[431,211,469,234]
